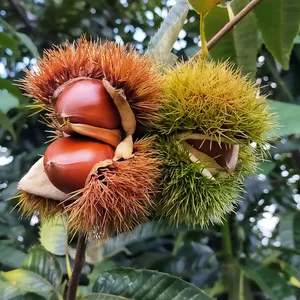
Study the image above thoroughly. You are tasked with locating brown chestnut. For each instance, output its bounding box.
[44,136,114,194]
[55,79,121,129]
[186,139,238,170]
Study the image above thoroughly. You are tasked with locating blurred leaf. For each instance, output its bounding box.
[253,0,300,70]
[0,244,25,268]
[0,79,26,104]
[279,212,300,249]
[189,0,220,15]
[0,17,39,58]
[103,220,179,257]
[93,268,213,299]
[242,260,294,300]
[15,33,39,58]
[0,280,22,300]
[266,100,300,137]
[147,0,189,66]
[0,111,17,140]
[0,90,19,113]
[0,32,18,53]
[1,269,54,293]
[256,161,276,175]
[39,217,67,256]
[205,0,258,78]
[295,35,300,44]
[22,247,62,288]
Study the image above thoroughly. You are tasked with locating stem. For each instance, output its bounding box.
[193,0,262,60]
[66,234,87,300]
[199,13,208,59]
[221,220,233,258]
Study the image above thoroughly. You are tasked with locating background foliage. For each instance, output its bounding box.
[0,0,300,299]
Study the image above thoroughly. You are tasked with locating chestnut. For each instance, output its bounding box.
[186,139,239,170]
[55,79,121,129]
[44,136,114,194]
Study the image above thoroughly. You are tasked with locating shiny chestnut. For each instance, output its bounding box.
[55,79,121,129]
[44,136,114,194]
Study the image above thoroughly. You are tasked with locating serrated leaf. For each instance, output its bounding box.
[103,220,179,257]
[279,212,300,249]
[266,100,300,137]
[0,32,18,52]
[242,260,294,300]
[205,1,258,78]
[146,0,189,66]
[82,294,128,300]
[39,217,67,256]
[22,247,62,288]
[253,0,300,70]
[0,244,25,268]
[0,280,22,300]
[93,268,213,300]
[2,270,54,293]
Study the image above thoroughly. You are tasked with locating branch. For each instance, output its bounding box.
[193,0,262,60]
[66,234,88,300]
[7,0,36,37]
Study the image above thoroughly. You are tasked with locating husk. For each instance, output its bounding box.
[65,123,121,148]
[65,138,161,238]
[20,38,162,128]
[17,191,64,220]
[156,136,257,227]
[18,157,68,201]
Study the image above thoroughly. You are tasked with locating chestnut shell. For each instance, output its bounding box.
[44,136,114,193]
[55,79,121,129]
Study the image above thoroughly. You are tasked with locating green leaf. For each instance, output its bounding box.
[22,247,62,289]
[93,268,213,300]
[39,217,67,256]
[103,220,179,257]
[0,79,27,105]
[1,270,54,293]
[0,90,19,113]
[146,0,189,66]
[253,0,300,70]
[0,280,22,300]
[82,294,128,300]
[242,260,294,300]
[0,244,25,268]
[295,35,300,44]
[205,1,258,78]
[279,212,300,249]
[0,32,18,52]
[266,100,300,137]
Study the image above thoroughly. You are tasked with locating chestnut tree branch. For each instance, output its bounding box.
[66,234,88,300]
[192,0,262,60]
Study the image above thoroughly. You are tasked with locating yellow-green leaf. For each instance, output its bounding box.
[2,269,54,293]
[189,0,221,15]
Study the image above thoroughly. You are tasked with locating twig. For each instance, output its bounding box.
[66,234,88,300]
[7,0,36,37]
[192,0,262,60]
